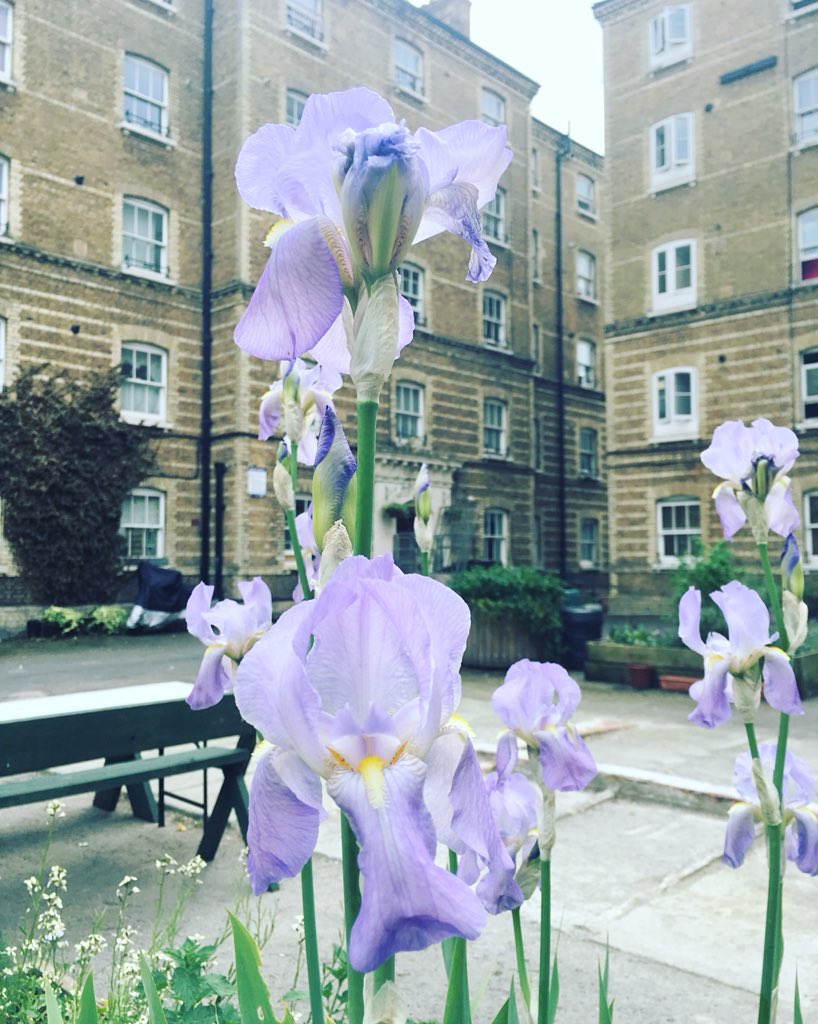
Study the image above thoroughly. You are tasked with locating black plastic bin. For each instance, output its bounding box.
[562,603,604,670]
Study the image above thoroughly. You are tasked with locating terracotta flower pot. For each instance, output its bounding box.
[628,663,654,689]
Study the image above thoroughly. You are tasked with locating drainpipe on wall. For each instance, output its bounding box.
[555,133,571,579]
[199,0,214,583]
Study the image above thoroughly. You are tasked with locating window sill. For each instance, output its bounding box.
[120,412,173,430]
[787,1,818,19]
[119,122,175,149]
[576,294,599,307]
[650,430,699,444]
[483,339,510,351]
[577,472,601,482]
[135,0,176,12]
[482,451,508,461]
[122,265,174,285]
[649,53,693,74]
[485,235,511,250]
[578,561,598,571]
[650,176,696,197]
[394,83,426,104]
[794,278,818,290]
[283,24,329,51]
[791,136,818,154]
[393,435,426,449]
[648,299,697,316]
[0,77,18,93]
[577,207,598,222]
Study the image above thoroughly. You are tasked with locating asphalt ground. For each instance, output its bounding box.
[1,630,817,1021]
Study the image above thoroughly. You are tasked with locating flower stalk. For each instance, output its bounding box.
[353,400,378,557]
[286,440,313,601]
[299,858,325,1024]
[511,906,531,1010]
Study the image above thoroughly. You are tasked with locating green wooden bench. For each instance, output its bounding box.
[0,682,255,861]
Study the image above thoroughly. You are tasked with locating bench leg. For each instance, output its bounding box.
[197,769,249,862]
[92,755,158,823]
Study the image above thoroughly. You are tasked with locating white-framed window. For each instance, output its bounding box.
[657,497,700,565]
[120,342,167,422]
[576,339,596,388]
[482,290,507,346]
[124,55,169,138]
[0,154,8,236]
[576,173,596,215]
[0,1,12,83]
[482,189,506,243]
[648,5,691,69]
[798,208,818,283]
[286,89,308,127]
[576,250,596,301]
[651,113,694,190]
[795,70,818,145]
[578,426,598,477]
[483,507,508,564]
[0,315,5,391]
[483,398,507,456]
[804,492,818,566]
[284,494,311,555]
[652,240,696,311]
[579,518,599,568]
[122,197,168,276]
[285,0,324,42]
[653,367,697,439]
[531,228,540,281]
[394,38,423,96]
[398,262,425,325]
[394,380,424,441]
[531,148,540,192]
[120,488,165,561]
[481,88,505,126]
[800,350,818,420]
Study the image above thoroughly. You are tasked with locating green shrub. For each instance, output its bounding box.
[607,624,661,646]
[42,606,86,635]
[89,604,129,634]
[448,564,565,661]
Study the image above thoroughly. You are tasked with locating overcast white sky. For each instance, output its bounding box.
[412,1,606,153]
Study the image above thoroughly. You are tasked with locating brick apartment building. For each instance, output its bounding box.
[0,0,607,616]
[593,0,818,617]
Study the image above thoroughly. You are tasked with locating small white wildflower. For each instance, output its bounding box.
[24,876,40,895]
[155,853,178,875]
[47,866,68,892]
[178,855,206,879]
[46,800,65,819]
[292,915,305,940]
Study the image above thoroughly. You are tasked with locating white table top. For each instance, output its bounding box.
[0,682,194,724]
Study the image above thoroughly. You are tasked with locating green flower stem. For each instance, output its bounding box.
[341,815,365,1024]
[299,858,325,1024]
[421,550,430,577]
[354,400,379,557]
[539,856,551,1024]
[285,508,312,601]
[511,905,531,1010]
[757,542,788,652]
[744,721,761,761]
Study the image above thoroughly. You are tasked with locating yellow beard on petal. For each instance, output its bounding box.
[358,755,387,809]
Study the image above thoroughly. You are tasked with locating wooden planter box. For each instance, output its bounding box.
[586,641,818,699]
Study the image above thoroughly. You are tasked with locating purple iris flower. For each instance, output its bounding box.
[678,581,803,728]
[723,744,818,875]
[233,87,512,362]
[258,358,341,466]
[234,554,492,971]
[185,579,273,710]
[491,660,597,793]
[700,418,800,540]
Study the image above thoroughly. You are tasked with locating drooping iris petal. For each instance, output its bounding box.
[328,753,485,972]
[688,659,731,728]
[448,739,523,913]
[237,578,273,633]
[762,647,803,716]
[765,478,800,537]
[187,645,233,711]
[246,747,326,893]
[713,484,746,540]
[535,726,598,792]
[788,808,818,875]
[421,182,496,282]
[186,582,215,645]
[234,218,344,361]
[722,803,758,868]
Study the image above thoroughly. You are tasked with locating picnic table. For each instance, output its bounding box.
[0,682,255,861]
